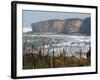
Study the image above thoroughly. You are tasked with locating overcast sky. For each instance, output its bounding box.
[23,10,90,27]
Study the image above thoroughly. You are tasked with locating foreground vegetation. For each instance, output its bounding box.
[23,52,90,69]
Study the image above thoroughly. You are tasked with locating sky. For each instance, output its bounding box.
[23,10,90,27]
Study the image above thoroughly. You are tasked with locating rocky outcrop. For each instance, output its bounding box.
[31,17,90,35]
[31,19,65,33]
[79,17,91,35]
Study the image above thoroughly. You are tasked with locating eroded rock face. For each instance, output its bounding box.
[31,17,90,35]
[31,19,65,33]
[79,17,91,35]
[62,19,82,34]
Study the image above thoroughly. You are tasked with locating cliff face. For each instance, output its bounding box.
[79,17,91,35]
[31,17,90,35]
[62,19,82,34]
[31,19,65,33]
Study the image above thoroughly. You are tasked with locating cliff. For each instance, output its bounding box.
[31,17,91,35]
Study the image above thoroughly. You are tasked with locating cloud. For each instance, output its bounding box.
[23,27,32,33]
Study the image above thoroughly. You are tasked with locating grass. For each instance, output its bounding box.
[23,53,90,69]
